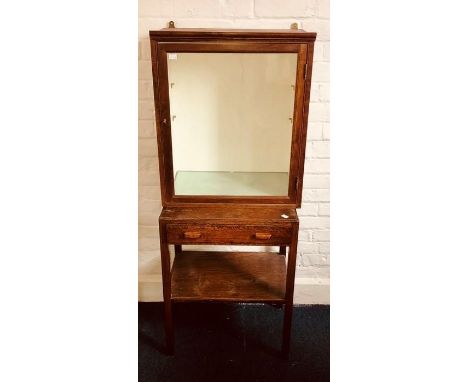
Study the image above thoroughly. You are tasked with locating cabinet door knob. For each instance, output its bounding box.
[255,232,272,240]
[184,231,201,239]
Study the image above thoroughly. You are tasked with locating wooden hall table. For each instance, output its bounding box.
[158,205,299,358]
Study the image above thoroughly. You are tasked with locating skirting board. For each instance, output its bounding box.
[138,275,330,305]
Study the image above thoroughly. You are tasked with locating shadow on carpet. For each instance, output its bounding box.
[139,302,329,382]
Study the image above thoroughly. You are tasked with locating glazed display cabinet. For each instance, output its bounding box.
[149,26,316,357]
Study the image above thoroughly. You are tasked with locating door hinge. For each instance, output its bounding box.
[295,176,299,191]
[304,63,308,79]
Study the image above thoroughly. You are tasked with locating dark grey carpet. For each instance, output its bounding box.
[139,302,329,382]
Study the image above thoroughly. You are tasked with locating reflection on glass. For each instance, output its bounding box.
[167,52,297,196]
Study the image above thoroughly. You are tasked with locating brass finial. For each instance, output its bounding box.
[168,20,175,28]
[290,22,298,30]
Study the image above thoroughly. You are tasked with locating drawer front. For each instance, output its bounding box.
[166,224,292,245]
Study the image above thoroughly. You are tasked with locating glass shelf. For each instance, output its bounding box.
[174,171,289,196]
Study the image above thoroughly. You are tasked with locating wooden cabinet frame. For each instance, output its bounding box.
[149,28,316,358]
[150,29,316,207]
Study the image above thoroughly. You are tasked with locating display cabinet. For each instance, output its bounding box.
[150,26,316,357]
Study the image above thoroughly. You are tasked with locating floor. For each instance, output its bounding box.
[139,302,330,382]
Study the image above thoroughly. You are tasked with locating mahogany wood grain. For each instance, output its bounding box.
[171,251,286,302]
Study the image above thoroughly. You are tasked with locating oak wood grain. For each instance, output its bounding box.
[171,251,286,302]
[150,28,317,43]
[158,221,174,353]
[159,205,298,224]
[149,27,315,357]
[167,224,292,245]
[150,29,315,207]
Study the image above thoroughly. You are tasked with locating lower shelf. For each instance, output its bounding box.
[171,251,286,303]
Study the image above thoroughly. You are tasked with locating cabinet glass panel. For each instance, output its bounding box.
[167,52,297,196]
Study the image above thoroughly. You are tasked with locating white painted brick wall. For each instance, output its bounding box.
[139,0,330,303]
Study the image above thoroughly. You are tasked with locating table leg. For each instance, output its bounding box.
[174,244,182,255]
[279,246,287,255]
[159,222,174,354]
[282,223,299,358]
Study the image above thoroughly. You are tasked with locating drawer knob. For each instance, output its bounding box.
[255,232,272,240]
[184,231,201,239]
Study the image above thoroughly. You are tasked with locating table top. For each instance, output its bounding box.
[160,205,298,224]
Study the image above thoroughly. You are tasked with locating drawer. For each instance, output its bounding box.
[166,224,292,245]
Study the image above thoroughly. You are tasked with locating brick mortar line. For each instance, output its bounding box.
[137,16,330,21]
